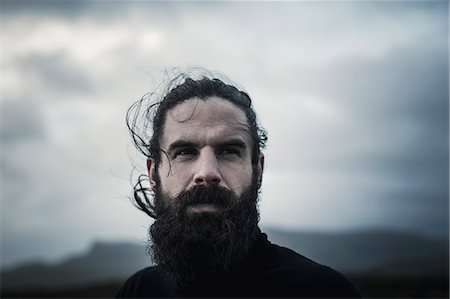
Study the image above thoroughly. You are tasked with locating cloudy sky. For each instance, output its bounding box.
[1,0,448,268]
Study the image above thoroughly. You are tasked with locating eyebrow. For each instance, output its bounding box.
[217,139,247,149]
[167,138,247,153]
[167,140,197,153]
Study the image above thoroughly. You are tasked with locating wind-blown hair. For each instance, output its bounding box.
[126,72,267,218]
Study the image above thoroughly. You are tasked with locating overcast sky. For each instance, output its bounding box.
[1,0,448,268]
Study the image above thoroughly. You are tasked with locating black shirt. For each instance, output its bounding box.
[116,232,360,298]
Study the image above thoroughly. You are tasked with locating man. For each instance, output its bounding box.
[117,74,360,298]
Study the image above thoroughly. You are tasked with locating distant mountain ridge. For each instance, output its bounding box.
[2,229,448,290]
[264,228,448,276]
[2,242,150,290]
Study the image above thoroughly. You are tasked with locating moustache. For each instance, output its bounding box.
[173,184,238,214]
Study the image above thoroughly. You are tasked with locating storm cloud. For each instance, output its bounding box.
[1,1,448,268]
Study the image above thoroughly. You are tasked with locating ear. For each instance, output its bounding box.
[257,153,265,185]
[147,158,157,188]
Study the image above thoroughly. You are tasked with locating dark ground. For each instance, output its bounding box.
[1,274,449,298]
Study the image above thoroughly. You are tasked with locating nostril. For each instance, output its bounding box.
[195,177,220,185]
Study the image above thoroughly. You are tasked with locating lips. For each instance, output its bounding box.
[187,203,220,213]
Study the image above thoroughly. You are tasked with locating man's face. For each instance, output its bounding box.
[148,97,264,214]
[147,97,264,282]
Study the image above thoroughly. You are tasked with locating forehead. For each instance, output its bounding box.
[161,97,251,146]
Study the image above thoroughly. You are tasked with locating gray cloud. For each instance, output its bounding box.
[324,44,447,185]
[2,0,89,19]
[17,53,95,99]
[0,99,45,143]
[374,187,448,237]
[257,14,448,238]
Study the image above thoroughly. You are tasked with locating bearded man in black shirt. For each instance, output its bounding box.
[117,73,360,298]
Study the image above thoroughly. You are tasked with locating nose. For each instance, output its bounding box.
[193,148,222,185]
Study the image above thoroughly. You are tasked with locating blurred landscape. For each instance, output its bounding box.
[1,228,448,298]
[1,2,448,299]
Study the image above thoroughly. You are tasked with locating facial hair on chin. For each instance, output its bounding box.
[149,178,260,284]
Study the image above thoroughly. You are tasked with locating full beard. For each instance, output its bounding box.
[149,176,260,284]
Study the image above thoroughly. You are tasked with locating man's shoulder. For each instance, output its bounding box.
[115,266,176,298]
[267,241,336,274]
[251,235,361,298]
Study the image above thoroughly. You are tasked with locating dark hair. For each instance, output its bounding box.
[127,73,267,218]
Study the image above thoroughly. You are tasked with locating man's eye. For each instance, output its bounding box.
[218,148,240,156]
[174,149,196,158]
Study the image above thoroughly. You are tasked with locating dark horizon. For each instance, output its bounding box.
[2,227,448,298]
[2,225,448,271]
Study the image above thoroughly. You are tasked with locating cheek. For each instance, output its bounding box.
[223,165,254,191]
[159,165,191,197]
